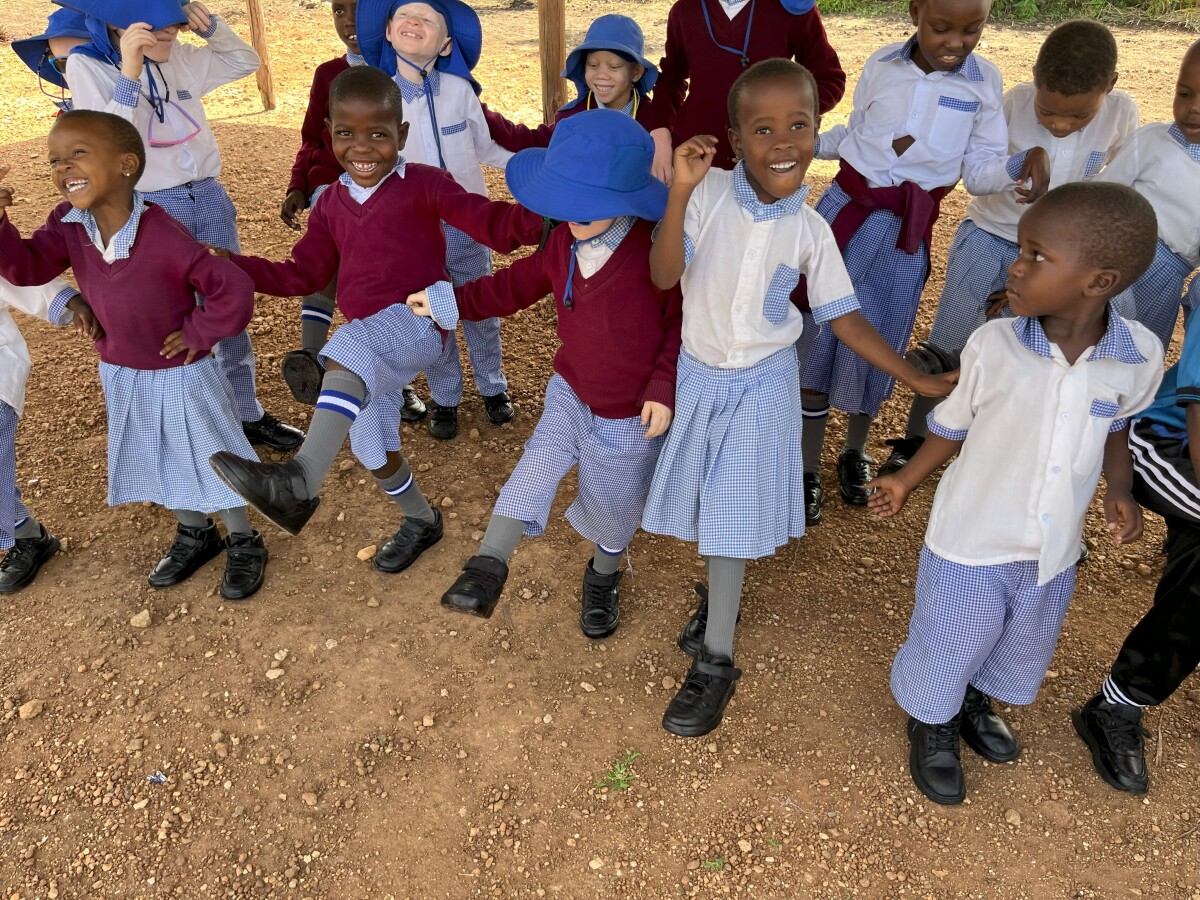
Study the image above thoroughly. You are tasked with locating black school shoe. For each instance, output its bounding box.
[400,384,427,423]
[907,714,966,805]
[441,554,509,618]
[662,650,743,737]
[209,455,320,536]
[904,341,960,376]
[1072,694,1150,794]
[148,520,224,588]
[242,412,305,451]
[427,402,459,440]
[0,525,61,594]
[221,531,267,600]
[877,436,925,479]
[677,583,742,658]
[482,391,516,425]
[580,560,621,639]
[803,472,825,526]
[837,449,874,506]
[280,349,324,406]
[373,510,444,574]
[960,685,1021,762]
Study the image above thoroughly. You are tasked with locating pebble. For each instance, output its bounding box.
[1137,563,1153,576]
[338,459,355,471]
[366,597,380,608]
[17,699,43,720]
[325,639,338,650]
[662,676,675,689]
[422,715,435,727]
[302,792,318,807]
[357,545,377,561]
[130,609,152,629]
[580,682,596,693]
[738,839,752,853]
[440,497,455,508]
[1004,809,1022,826]
[589,858,603,870]
[266,669,285,681]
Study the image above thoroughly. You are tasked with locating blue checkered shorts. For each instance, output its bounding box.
[100,357,258,512]
[801,183,930,416]
[643,347,806,559]
[1127,240,1194,350]
[891,546,1077,723]
[320,303,447,470]
[493,375,665,550]
[0,402,30,550]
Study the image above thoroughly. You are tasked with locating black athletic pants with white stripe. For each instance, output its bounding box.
[1110,421,1200,706]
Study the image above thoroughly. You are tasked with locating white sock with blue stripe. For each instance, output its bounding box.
[295,369,366,495]
[801,395,829,475]
[1102,674,1142,707]
[301,293,336,352]
[375,459,436,525]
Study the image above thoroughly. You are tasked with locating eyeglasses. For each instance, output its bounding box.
[36,49,70,107]
[146,100,202,147]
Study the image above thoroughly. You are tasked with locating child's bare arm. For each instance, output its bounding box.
[1101,425,1143,546]
[650,136,715,289]
[866,434,963,517]
[828,311,956,398]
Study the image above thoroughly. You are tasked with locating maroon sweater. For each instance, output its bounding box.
[482,93,659,153]
[647,0,845,169]
[0,202,253,369]
[454,219,682,419]
[234,164,544,323]
[287,56,350,199]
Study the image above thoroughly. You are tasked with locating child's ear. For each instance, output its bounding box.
[119,153,139,178]
[1086,268,1121,297]
[908,0,921,26]
[438,37,453,58]
[727,125,743,161]
[397,121,410,149]
[1106,71,1118,93]
[632,63,646,84]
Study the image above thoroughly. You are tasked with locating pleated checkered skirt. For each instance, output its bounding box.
[0,401,30,550]
[643,347,806,559]
[926,221,1019,353]
[1127,240,1193,349]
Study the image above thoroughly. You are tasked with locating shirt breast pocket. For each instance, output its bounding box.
[440,120,468,136]
[764,265,801,325]
[1073,397,1123,475]
[928,95,980,155]
[1082,150,1107,180]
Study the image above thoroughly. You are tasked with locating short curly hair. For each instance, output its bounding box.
[53,109,146,182]
[727,58,819,130]
[1034,20,1118,96]
[329,65,405,126]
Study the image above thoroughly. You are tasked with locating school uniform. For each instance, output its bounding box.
[927,84,1140,353]
[1096,123,1200,348]
[485,92,653,153]
[0,198,259,513]
[891,313,1164,724]
[642,163,860,558]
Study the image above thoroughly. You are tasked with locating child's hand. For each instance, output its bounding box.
[672,136,718,189]
[1103,490,1144,547]
[640,401,672,439]
[0,165,13,218]
[280,190,307,230]
[910,371,958,398]
[66,295,104,341]
[118,24,157,80]
[161,329,201,364]
[865,473,910,518]
[1015,147,1050,204]
[184,2,214,34]
[985,287,1008,318]
[203,243,231,258]
[650,128,674,185]
[406,291,431,316]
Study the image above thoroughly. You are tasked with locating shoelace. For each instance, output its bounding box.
[1096,709,1150,753]
[0,539,42,571]
[962,689,992,717]
[924,720,962,755]
[467,565,507,595]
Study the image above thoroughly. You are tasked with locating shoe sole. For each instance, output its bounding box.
[400,410,428,423]
[661,688,736,738]
[581,621,619,639]
[210,458,318,537]
[1070,708,1148,794]
[0,536,61,594]
[907,745,966,805]
[280,354,324,406]
[372,531,443,575]
[839,487,870,507]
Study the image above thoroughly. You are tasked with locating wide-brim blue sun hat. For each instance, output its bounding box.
[562,15,658,104]
[506,109,667,223]
[12,7,90,89]
[357,0,482,93]
[56,0,189,65]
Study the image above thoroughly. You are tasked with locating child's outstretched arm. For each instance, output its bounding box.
[867,433,963,517]
[1101,425,1143,546]
[178,3,261,94]
[829,311,957,398]
[407,243,556,331]
[650,135,716,289]
[226,203,339,298]
[434,175,546,252]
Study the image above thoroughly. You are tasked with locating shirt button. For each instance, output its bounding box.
[1051,465,1062,474]
[1041,513,1050,522]
[1062,413,1070,421]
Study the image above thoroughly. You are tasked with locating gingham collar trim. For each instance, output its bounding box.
[62,192,146,261]
[1168,123,1200,163]
[346,50,367,66]
[1011,305,1147,364]
[881,34,984,82]
[583,216,635,251]
[394,66,442,102]
[732,161,809,221]
[338,157,407,189]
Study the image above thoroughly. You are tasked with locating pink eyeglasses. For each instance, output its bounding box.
[146,101,202,148]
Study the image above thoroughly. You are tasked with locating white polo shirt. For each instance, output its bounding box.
[924,313,1164,584]
[1,279,76,416]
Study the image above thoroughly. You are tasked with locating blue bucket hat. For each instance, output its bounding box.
[12,7,91,89]
[357,0,483,94]
[55,0,189,64]
[780,0,816,12]
[505,109,667,223]
[561,15,657,110]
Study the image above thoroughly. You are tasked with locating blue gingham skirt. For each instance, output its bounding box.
[926,221,1018,353]
[643,347,806,559]
[801,183,930,416]
[0,401,30,550]
[1127,240,1193,349]
[494,374,665,550]
[320,303,446,470]
[891,546,1077,723]
[144,178,241,252]
[100,357,257,512]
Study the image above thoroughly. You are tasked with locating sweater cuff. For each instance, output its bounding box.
[425,280,459,330]
[1005,150,1030,182]
[195,13,221,39]
[640,378,676,413]
[114,75,141,108]
[50,287,78,325]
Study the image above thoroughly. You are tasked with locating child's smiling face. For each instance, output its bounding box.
[386,2,451,63]
[727,74,817,204]
[332,0,359,56]
[47,119,139,210]
[584,51,644,109]
[327,96,409,188]
[1174,41,1200,145]
[907,0,990,75]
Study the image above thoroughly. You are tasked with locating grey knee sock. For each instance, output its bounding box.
[374,458,435,524]
[478,513,526,563]
[14,515,42,540]
[216,507,253,537]
[294,369,366,495]
[801,395,829,475]
[843,413,874,454]
[905,395,940,440]
[702,556,747,660]
[171,509,210,529]
[301,292,336,352]
[592,543,624,575]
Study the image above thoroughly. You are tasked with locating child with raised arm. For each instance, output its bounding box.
[208,67,543,575]
[645,59,953,738]
[0,111,269,600]
[867,182,1164,806]
[409,110,682,638]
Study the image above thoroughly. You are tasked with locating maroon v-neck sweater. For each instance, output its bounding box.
[287,56,351,199]
[483,94,659,153]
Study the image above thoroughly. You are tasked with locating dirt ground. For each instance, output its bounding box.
[0,1,1197,897]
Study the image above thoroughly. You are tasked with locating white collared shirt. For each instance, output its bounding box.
[1,278,75,415]
[574,217,635,278]
[677,163,860,369]
[924,313,1163,584]
[816,36,1014,195]
[969,84,1139,243]
[1095,122,1200,266]
[720,0,751,19]
[336,159,407,205]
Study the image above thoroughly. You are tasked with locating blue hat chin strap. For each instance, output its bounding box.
[563,219,621,308]
[394,38,453,169]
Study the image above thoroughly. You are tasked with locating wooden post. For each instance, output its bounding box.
[245,0,276,111]
[537,0,566,124]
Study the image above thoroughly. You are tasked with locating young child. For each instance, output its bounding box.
[867,182,1165,806]
[0,111,270,600]
[881,19,1140,476]
[207,67,543,574]
[646,59,954,738]
[646,0,846,175]
[12,7,92,111]
[409,110,682,637]
[358,0,517,440]
[1073,274,1200,796]
[798,0,1050,523]
[1095,39,1200,350]
[61,0,303,451]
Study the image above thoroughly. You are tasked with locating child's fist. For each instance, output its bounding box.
[0,187,13,217]
[406,291,431,316]
[118,24,157,79]
[66,295,104,341]
[280,190,307,230]
[1103,491,1144,546]
[640,401,672,439]
[672,136,718,188]
[184,2,214,33]
[1015,146,1050,204]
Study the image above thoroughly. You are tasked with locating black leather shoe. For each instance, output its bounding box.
[877,436,925,478]
[427,402,459,440]
[803,472,825,526]
[1072,694,1149,794]
[837,449,874,506]
[961,685,1021,762]
[904,340,960,375]
[677,583,741,658]
[0,525,60,594]
[280,349,324,406]
[482,391,516,425]
[373,510,443,574]
[242,412,305,451]
[221,531,267,600]
[148,521,223,588]
[662,651,742,737]
[209,454,320,536]
[907,715,966,805]
[400,384,427,423]
[442,554,509,617]
[580,560,621,638]
[1078,539,1091,564]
